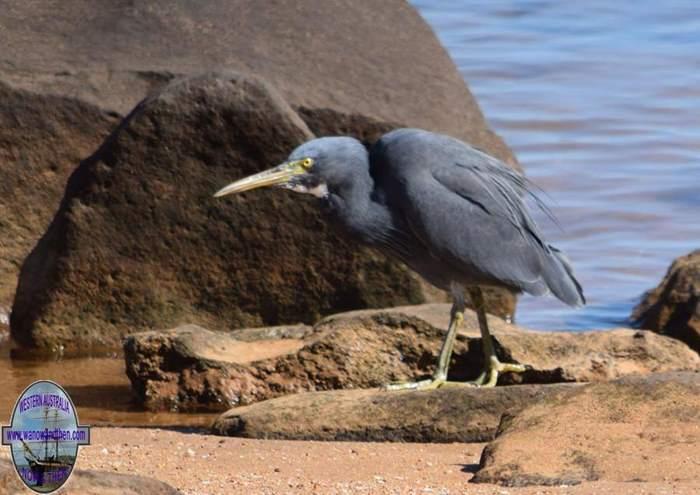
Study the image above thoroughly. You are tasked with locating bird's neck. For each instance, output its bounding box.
[323,159,390,246]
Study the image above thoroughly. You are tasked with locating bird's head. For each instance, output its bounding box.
[214,137,367,200]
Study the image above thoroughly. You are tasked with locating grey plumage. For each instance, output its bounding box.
[287,128,584,307]
[214,127,585,388]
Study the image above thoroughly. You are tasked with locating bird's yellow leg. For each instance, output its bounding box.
[468,370,488,387]
[469,288,529,388]
[481,356,529,387]
[383,305,471,390]
[383,287,530,391]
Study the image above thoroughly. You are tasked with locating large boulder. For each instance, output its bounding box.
[123,306,699,412]
[0,82,117,314]
[632,250,700,353]
[5,1,522,351]
[11,73,431,354]
[0,0,515,165]
[472,372,700,486]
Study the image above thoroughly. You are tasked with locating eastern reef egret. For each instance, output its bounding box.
[215,129,585,388]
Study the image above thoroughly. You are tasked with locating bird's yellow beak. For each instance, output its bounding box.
[213,161,306,197]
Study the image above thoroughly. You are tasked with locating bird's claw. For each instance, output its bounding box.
[476,358,530,388]
[382,359,530,391]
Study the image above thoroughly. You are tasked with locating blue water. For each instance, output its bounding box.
[411,0,700,330]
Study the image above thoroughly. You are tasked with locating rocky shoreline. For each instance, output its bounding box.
[1,0,699,493]
[123,305,699,413]
[117,302,700,489]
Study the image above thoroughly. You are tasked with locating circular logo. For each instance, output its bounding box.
[2,380,90,493]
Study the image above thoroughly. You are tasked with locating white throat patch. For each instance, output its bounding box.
[289,182,329,198]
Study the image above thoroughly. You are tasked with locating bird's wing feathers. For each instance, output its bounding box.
[429,156,585,306]
[434,151,552,252]
[426,160,551,293]
[371,129,584,305]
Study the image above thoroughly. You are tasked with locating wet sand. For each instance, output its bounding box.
[73,427,699,494]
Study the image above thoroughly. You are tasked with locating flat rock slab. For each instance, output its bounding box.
[124,308,700,412]
[473,372,700,486]
[327,304,700,382]
[212,383,576,442]
[0,458,180,495]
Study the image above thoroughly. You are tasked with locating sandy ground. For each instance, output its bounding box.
[74,427,699,495]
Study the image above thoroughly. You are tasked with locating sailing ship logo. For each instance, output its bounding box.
[2,380,90,493]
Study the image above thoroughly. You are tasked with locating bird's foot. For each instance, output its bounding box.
[473,356,530,388]
[382,376,478,391]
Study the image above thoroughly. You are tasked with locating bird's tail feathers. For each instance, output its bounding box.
[541,245,585,308]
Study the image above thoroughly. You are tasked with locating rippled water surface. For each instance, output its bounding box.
[412,0,700,330]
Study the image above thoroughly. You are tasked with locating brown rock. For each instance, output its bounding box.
[0,81,118,310]
[324,305,700,384]
[0,458,181,495]
[212,384,575,443]
[493,326,700,383]
[123,324,308,411]
[632,250,700,353]
[0,0,515,166]
[472,372,700,486]
[10,73,427,354]
[123,307,699,412]
[3,0,520,337]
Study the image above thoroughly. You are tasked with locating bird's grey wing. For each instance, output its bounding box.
[442,150,554,249]
[372,129,584,305]
[423,158,553,295]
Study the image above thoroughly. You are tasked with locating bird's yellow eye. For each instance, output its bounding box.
[302,158,313,169]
